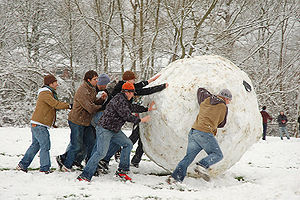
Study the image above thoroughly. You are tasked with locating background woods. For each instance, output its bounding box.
[0,0,299,135]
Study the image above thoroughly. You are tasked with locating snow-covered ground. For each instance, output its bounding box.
[0,127,299,200]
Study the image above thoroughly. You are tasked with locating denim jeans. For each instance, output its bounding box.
[63,120,95,169]
[91,111,104,128]
[171,129,223,182]
[80,126,133,181]
[19,124,51,171]
[279,126,290,139]
[102,124,141,163]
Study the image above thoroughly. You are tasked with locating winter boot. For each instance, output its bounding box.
[166,175,178,185]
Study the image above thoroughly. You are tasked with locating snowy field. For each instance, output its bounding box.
[0,127,299,200]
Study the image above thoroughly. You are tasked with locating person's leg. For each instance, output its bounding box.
[110,131,133,171]
[131,138,144,166]
[171,129,202,182]
[283,126,290,139]
[129,125,140,145]
[103,141,122,162]
[83,125,96,163]
[63,121,85,169]
[196,131,223,169]
[262,123,267,140]
[34,126,51,171]
[79,126,113,181]
[18,125,40,170]
[279,127,284,140]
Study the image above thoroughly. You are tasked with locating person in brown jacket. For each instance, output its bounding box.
[57,70,105,172]
[17,75,70,174]
[167,88,232,183]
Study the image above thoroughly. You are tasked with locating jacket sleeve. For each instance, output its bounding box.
[197,88,212,105]
[134,81,148,89]
[110,81,123,97]
[135,83,166,96]
[76,88,101,115]
[130,103,148,113]
[42,91,69,110]
[114,98,141,124]
[217,106,228,128]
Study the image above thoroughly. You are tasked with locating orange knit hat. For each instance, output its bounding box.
[122,81,135,92]
[122,71,136,81]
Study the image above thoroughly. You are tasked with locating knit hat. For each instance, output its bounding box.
[122,81,135,92]
[97,73,110,85]
[44,75,57,86]
[218,89,232,100]
[122,71,136,81]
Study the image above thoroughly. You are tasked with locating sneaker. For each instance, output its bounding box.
[56,155,63,170]
[16,164,28,173]
[40,170,54,174]
[61,165,72,172]
[114,152,121,163]
[97,160,109,174]
[73,161,84,170]
[166,175,177,185]
[131,162,139,168]
[194,165,210,181]
[115,169,132,182]
[77,175,90,182]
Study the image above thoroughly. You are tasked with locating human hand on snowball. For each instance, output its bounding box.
[148,74,161,83]
[141,115,151,123]
[148,101,156,111]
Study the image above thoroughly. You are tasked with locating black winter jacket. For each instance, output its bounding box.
[277,114,288,127]
[99,93,148,133]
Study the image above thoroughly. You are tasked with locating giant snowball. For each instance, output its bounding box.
[140,55,262,178]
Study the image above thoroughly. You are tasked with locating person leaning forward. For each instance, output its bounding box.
[77,82,153,182]
[57,70,105,172]
[167,88,232,183]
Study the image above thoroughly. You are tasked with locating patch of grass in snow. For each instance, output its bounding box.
[61,193,91,199]
[235,176,245,182]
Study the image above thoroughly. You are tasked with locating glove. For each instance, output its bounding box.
[69,103,73,109]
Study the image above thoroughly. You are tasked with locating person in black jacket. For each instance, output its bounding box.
[77,82,154,182]
[97,71,168,172]
[277,111,290,140]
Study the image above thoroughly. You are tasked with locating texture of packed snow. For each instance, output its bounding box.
[140,55,262,177]
[0,127,299,200]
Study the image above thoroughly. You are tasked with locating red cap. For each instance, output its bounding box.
[122,81,135,92]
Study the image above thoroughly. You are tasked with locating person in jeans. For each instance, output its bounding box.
[57,70,106,172]
[77,82,154,182]
[98,70,167,172]
[260,106,272,140]
[167,88,232,183]
[17,75,71,174]
[277,111,290,140]
[58,73,111,170]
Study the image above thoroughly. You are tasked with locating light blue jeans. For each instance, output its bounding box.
[19,124,51,171]
[279,126,290,139]
[172,129,223,182]
[80,126,133,181]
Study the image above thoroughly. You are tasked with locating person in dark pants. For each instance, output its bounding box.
[260,106,272,140]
